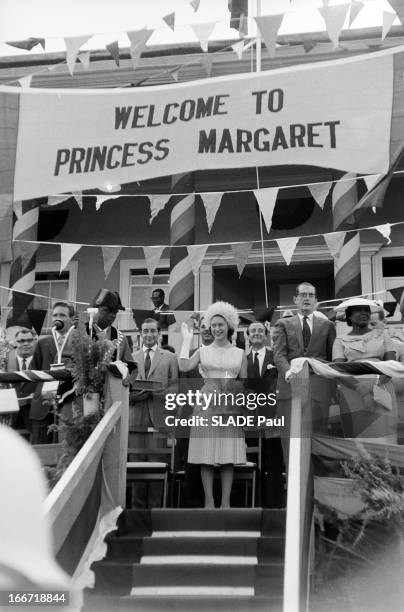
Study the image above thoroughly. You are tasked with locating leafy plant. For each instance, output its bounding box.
[68,327,116,396]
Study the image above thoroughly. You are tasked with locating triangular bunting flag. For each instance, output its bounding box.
[170,67,180,81]
[47,194,71,207]
[388,1,404,24]
[382,11,397,39]
[106,41,120,66]
[149,195,169,223]
[18,75,32,89]
[303,41,316,53]
[308,181,332,209]
[348,1,364,27]
[102,246,122,278]
[95,195,120,211]
[253,187,278,233]
[375,223,392,244]
[324,231,346,260]
[190,22,217,52]
[276,237,299,265]
[71,191,83,210]
[163,12,176,31]
[232,40,245,60]
[254,14,284,57]
[231,242,252,277]
[363,174,382,192]
[201,192,223,232]
[384,301,397,317]
[200,55,213,76]
[186,245,208,275]
[190,0,200,12]
[318,3,350,48]
[78,50,91,70]
[64,35,91,76]
[143,245,165,278]
[26,309,47,335]
[60,243,81,272]
[127,28,154,70]
[6,37,45,51]
[389,286,404,309]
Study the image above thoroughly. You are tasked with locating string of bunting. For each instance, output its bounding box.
[1,0,400,86]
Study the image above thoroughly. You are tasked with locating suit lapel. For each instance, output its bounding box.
[292,316,304,352]
[136,349,146,379]
[307,316,321,352]
[261,348,272,377]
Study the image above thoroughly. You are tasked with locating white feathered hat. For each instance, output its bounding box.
[204,301,239,330]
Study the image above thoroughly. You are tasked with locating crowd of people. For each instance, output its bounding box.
[1,281,404,509]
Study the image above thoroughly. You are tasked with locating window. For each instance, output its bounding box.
[129,269,170,328]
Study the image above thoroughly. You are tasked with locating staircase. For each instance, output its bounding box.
[83,508,285,612]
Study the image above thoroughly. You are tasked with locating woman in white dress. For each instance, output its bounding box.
[179,301,247,508]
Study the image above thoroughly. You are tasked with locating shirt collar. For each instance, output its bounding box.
[297,312,313,322]
[143,344,157,353]
[252,346,266,356]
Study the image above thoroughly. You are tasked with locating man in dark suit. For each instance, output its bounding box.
[7,327,36,435]
[273,282,336,466]
[29,302,76,444]
[150,289,176,330]
[246,321,284,508]
[130,317,178,507]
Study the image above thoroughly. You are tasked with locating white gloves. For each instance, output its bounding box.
[180,322,193,359]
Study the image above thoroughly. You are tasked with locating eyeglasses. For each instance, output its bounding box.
[297,292,316,298]
[16,339,33,343]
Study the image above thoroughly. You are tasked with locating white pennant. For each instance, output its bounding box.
[276,237,299,266]
[150,195,169,223]
[232,40,245,60]
[71,191,83,210]
[375,223,392,244]
[190,0,200,13]
[201,192,223,232]
[95,195,120,211]
[47,194,70,207]
[64,35,90,75]
[18,75,32,89]
[60,243,81,273]
[254,187,278,233]
[308,181,333,210]
[382,11,397,40]
[143,245,165,278]
[324,231,346,260]
[363,174,382,192]
[163,12,176,31]
[254,14,284,57]
[78,50,91,70]
[190,21,217,52]
[127,28,154,69]
[318,3,350,48]
[348,1,364,27]
[102,246,122,278]
[231,242,252,277]
[187,245,208,275]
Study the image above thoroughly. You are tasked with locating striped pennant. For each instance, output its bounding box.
[332,174,361,300]
[169,174,195,311]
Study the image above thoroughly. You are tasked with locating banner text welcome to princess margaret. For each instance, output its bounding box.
[13,49,394,200]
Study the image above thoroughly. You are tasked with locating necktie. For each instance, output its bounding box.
[253,351,260,377]
[144,349,151,378]
[302,316,311,351]
[21,358,27,371]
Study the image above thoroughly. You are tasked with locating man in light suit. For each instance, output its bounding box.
[273,283,336,466]
[28,302,76,444]
[130,317,178,507]
[246,320,284,508]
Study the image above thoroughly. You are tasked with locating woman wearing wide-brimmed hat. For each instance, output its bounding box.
[332,298,398,443]
[179,301,247,509]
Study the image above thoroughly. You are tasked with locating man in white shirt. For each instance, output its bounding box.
[7,328,36,434]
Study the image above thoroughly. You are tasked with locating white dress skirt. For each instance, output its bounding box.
[187,344,247,465]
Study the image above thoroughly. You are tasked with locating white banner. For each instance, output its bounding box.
[12,49,394,200]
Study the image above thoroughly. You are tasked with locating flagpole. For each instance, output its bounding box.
[256,0,262,72]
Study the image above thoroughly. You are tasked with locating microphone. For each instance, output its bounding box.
[52,320,64,331]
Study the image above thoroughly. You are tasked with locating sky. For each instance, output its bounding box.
[0,0,399,58]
